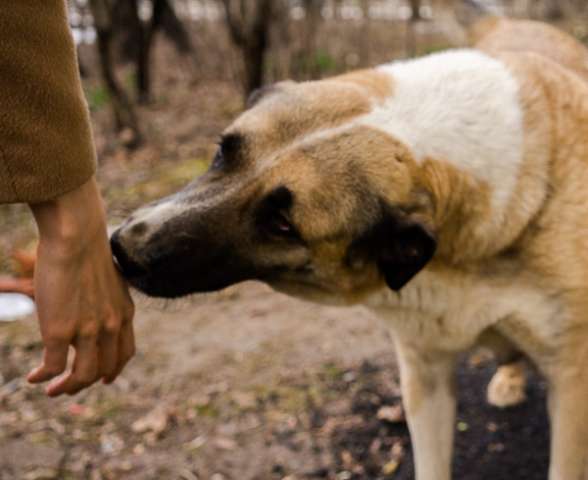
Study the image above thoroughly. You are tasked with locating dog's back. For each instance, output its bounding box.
[471,17,588,82]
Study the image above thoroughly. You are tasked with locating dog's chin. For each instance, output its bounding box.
[266,279,353,306]
[123,271,245,299]
[124,274,194,299]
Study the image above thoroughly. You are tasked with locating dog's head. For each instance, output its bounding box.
[111,74,437,302]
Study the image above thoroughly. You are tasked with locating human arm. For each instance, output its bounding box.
[28,176,135,396]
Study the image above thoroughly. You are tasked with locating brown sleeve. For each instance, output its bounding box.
[0,0,97,204]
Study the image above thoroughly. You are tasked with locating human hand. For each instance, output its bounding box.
[27,177,135,396]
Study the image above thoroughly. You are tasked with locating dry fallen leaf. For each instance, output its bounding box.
[131,404,173,437]
[214,437,237,450]
[376,404,405,423]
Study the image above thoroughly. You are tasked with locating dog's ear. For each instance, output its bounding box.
[349,210,437,291]
[246,81,294,109]
[377,218,437,291]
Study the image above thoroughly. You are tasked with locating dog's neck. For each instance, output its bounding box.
[416,157,503,264]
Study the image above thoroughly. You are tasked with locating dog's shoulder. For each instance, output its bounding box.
[363,49,524,211]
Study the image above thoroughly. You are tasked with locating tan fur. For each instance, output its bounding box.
[474,17,588,82]
[332,69,394,100]
[115,18,588,480]
[229,80,374,158]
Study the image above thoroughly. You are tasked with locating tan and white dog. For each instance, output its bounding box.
[112,18,588,479]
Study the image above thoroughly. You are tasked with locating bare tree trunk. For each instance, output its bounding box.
[302,0,324,79]
[158,0,194,54]
[221,0,274,97]
[112,0,195,104]
[410,0,422,20]
[359,0,371,67]
[89,0,142,148]
[544,0,564,20]
[332,0,343,20]
[405,19,416,58]
[270,0,291,81]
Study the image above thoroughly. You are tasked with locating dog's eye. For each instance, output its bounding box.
[211,148,224,170]
[256,186,301,241]
[210,147,224,170]
[266,211,296,237]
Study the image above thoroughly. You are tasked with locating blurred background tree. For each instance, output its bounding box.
[1,6,588,474]
[68,0,588,150]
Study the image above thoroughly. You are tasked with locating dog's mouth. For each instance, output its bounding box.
[111,234,260,298]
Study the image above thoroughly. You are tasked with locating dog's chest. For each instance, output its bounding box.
[364,269,565,354]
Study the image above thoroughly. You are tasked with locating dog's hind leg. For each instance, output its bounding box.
[487,359,527,408]
[478,328,528,408]
[395,338,457,480]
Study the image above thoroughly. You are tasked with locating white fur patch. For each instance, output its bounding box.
[361,49,524,215]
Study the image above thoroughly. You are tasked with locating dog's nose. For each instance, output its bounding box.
[110,229,148,277]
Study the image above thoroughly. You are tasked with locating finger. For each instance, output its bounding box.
[27,339,69,384]
[103,319,135,384]
[97,321,120,381]
[46,334,99,397]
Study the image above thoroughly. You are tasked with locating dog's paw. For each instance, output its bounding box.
[486,363,527,408]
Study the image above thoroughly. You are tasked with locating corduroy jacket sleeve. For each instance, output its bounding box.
[0,0,96,204]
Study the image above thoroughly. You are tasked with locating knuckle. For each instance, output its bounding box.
[43,365,65,377]
[103,318,121,335]
[74,372,97,386]
[79,324,99,340]
[75,365,98,385]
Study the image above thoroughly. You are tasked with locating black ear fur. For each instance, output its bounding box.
[349,210,437,291]
[246,81,294,109]
[377,220,436,291]
[246,85,275,109]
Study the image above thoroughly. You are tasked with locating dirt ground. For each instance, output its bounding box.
[0,281,550,480]
[0,20,557,479]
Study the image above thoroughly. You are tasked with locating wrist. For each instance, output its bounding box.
[30,177,107,256]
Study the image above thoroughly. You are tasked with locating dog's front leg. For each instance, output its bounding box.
[547,364,588,480]
[395,338,457,480]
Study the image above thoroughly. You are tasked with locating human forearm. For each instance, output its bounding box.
[28,177,135,396]
[0,0,96,204]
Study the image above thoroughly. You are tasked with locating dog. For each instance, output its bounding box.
[111,18,588,480]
